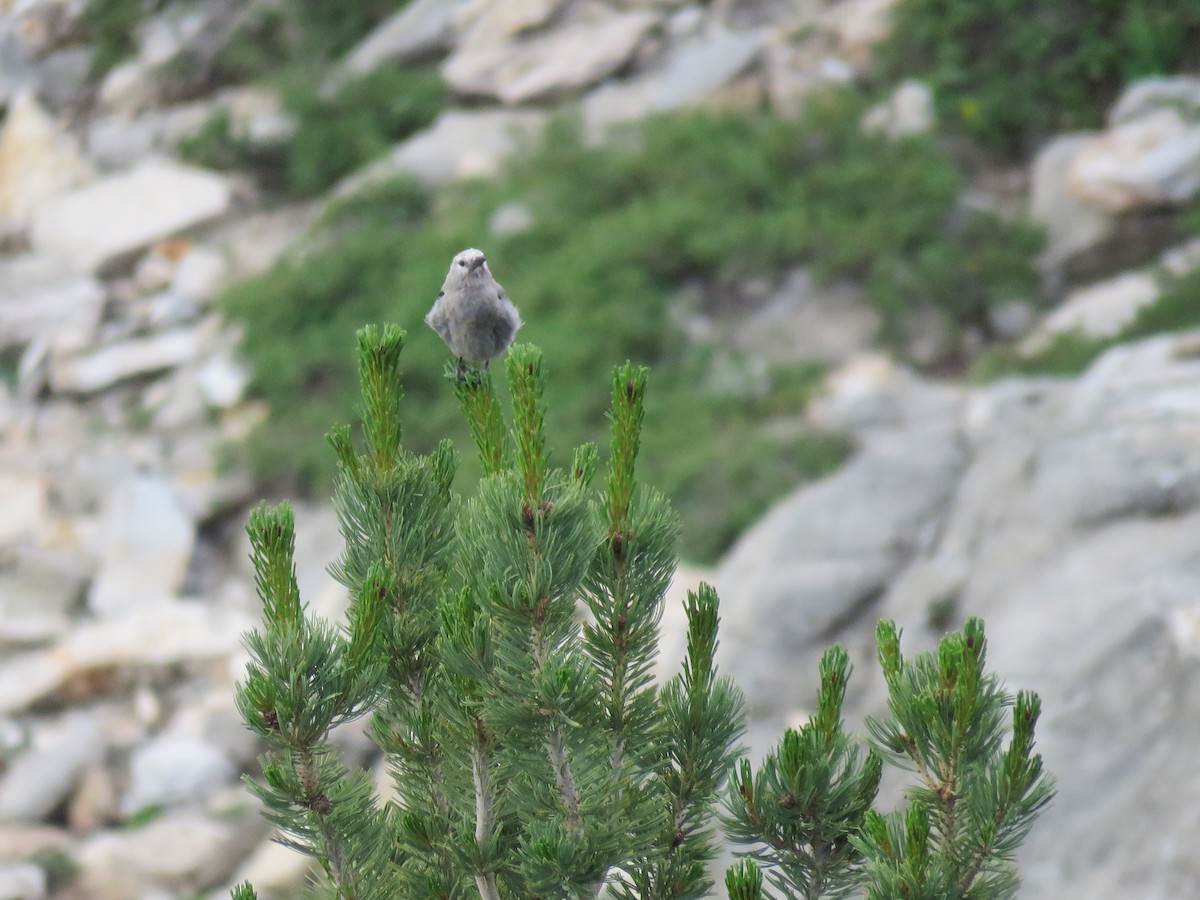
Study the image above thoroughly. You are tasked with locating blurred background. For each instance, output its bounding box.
[1,0,1199,896]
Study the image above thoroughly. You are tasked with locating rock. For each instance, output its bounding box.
[0,824,72,863]
[87,471,195,617]
[29,160,233,274]
[76,811,250,898]
[122,737,236,816]
[716,370,967,708]
[986,298,1037,340]
[0,546,92,647]
[454,0,571,50]
[868,333,1200,897]
[0,255,105,355]
[0,602,251,714]
[48,328,203,395]
[339,108,546,191]
[583,26,764,133]
[0,17,36,110]
[1109,76,1200,127]
[488,201,534,237]
[85,103,213,170]
[97,59,158,116]
[224,836,315,899]
[1067,109,1200,212]
[820,0,901,70]
[204,202,319,281]
[172,245,229,304]
[1030,133,1114,270]
[0,713,103,823]
[31,45,92,112]
[860,79,935,139]
[0,92,92,227]
[195,350,249,409]
[338,0,468,76]
[762,39,855,117]
[443,9,660,104]
[68,765,120,832]
[0,863,46,899]
[1022,269,1160,351]
[712,268,881,365]
[1159,235,1200,279]
[0,469,47,548]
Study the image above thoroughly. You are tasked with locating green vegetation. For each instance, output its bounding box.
[234,328,1052,898]
[972,268,1200,381]
[223,93,1043,559]
[178,65,443,197]
[876,0,1200,154]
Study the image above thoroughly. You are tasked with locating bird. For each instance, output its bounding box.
[425,248,521,377]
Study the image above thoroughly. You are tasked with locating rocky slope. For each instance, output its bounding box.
[0,0,1199,897]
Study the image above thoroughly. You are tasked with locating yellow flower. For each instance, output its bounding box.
[960,98,980,121]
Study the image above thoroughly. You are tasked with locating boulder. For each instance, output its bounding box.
[0,714,103,823]
[339,108,545,191]
[443,9,660,104]
[0,602,251,714]
[860,79,935,139]
[1029,133,1114,270]
[1021,269,1160,351]
[1067,109,1200,212]
[584,26,764,133]
[0,255,105,354]
[122,737,236,815]
[338,0,469,76]
[29,160,232,274]
[49,328,204,395]
[87,471,195,617]
[0,92,92,227]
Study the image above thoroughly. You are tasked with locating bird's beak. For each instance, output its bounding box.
[471,256,487,270]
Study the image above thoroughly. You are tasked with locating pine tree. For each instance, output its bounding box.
[236,325,746,898]
[234,323,1052,899]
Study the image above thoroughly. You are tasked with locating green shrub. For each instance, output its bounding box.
[875,0,1200,154]
[223,94,1042,559]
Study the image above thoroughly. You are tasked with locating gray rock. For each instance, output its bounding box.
[171,245,229,304]
[453,0,572,50]
[1067,107,1200,212]
[443,10,660,104]
[860,79,935,139]
[488,201,534,238]
[0,91,92,228]
[715,267,881,365]
[338,0,468,75]
[0,546,92,647]
[0,713,103,822]
[29,160,232,275]
[1030,133,1114,270]
[584,26,764,133]
[716,376,968,710]
[76,810,252,898]
[0,863,46,900]
[1022,269,1160,351]
[1109,75,1200,127]
[0,602,251,714]
[122,737,236,815]
[0,255,105,354]
[339,108,545,191]
[85,103,213,170]
[87,471,195,617]
[49,328,203,395]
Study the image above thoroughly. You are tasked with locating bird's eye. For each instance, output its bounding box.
[458,259,467,267]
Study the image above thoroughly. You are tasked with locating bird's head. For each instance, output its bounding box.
[450,248,489,278]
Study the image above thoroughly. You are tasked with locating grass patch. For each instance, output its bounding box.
[972,267,1200,380]
[875,0,1200,155]
[223,94,1042,560]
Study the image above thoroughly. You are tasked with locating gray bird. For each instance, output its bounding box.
[425,248,521,375]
